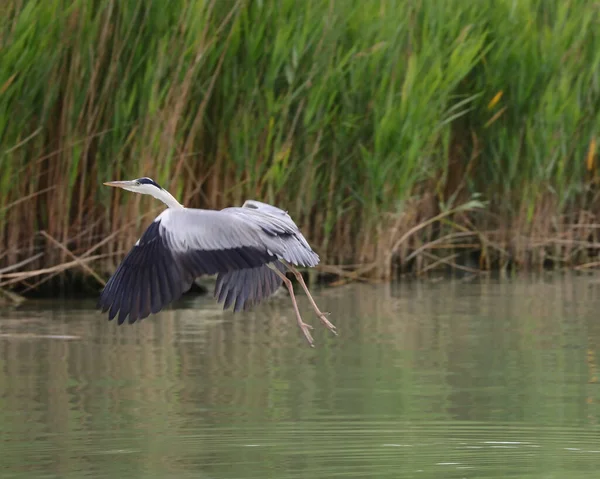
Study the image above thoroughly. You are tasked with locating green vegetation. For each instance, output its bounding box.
[1,0,600,292]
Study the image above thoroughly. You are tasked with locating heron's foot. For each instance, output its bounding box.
[318,313,337,335]
[299,321,315,347]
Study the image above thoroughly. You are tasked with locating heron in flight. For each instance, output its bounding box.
[98,177,336,346]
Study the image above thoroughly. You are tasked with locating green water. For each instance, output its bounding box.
[1,277,600,478]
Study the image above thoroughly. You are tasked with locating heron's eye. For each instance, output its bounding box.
[135,181,141,186]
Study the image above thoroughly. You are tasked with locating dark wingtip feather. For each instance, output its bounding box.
[223,288,236,310]
[117,308,128,325]
[108,302,119,321]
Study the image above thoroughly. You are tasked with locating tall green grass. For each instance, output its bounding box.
[1,0,600,290]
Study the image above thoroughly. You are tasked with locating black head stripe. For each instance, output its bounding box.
[136,177,162,188]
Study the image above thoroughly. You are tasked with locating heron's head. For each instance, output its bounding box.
[104,177,163,195]
[103,177,183,209]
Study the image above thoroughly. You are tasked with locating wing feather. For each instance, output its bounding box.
[149,262,163,314]
[100,204,319,324]
[99,209,277,323]
[221,206,319,267]
[138,269,151,320]
[214,274,225,301]
[214,262,286,313]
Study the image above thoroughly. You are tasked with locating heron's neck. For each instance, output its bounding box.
[152,188,184,209]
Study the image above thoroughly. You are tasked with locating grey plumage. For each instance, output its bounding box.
[214,262,286,313]
[99,177,336,346]
[160,206,319,268]
[99,202,318,324]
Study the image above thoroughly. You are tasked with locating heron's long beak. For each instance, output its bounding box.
[103,180,135,188]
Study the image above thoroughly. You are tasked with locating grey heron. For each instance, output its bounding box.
[98,177,336,346]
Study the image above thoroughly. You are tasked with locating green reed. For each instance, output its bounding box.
[1,0,599,289]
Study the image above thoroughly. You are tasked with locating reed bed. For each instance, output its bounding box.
[1,0,600,294]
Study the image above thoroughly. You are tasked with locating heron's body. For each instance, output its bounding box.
[99,177,336,346]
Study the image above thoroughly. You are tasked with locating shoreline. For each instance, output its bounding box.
[3,257,600,305]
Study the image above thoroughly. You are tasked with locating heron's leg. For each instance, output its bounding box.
[267,264,315,347]
[282,261,337,335]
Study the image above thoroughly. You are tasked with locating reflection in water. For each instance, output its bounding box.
[1,276,600,477]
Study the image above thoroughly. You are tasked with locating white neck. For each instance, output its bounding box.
[152,187,184,209]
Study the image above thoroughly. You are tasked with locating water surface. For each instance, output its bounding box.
[1,276,600,478]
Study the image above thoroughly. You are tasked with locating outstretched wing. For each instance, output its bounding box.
[99,203,320,324]
[223,203,319,267]
[214,262,285,312]
[211,203,320,313]
[98,208,277,324]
